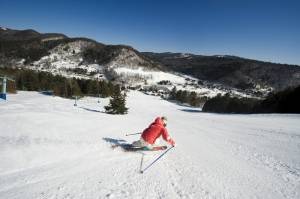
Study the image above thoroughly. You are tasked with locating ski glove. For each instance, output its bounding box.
[169,139,176,147]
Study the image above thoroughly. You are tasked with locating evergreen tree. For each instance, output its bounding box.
[87,80,98,95]
[71,79,82,96]
[105,87,128,114]
[6,80,17,93]
[169,86,177,100]
[99,81,110,97]
[189,91,199,106]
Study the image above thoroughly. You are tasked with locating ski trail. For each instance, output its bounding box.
[1,91,299,198]
[161,148,215,199]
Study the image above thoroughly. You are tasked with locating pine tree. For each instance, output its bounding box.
[169,86,177,100]
[189,91,199,106]
[99,81,110,97]
[6,81,17,93]
[105,87,128,114]
[70,79,82,97]
[87,80,98,95]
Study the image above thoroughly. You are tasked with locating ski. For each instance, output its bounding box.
[120,144,167,152]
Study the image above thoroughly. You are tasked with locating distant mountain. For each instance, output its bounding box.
[142,52,300,93]
[1,27,215,98]
[0,27,162,80]
[1,27,300,100]
[0,27,67,41]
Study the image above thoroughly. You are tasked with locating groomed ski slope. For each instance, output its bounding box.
[0,91,299,199]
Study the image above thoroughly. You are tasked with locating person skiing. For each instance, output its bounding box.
[132,116,176,149]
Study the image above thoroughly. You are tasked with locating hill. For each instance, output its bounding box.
[143,52,300,93]
[1,27,300,100]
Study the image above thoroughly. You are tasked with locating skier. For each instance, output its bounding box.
[132,116,176,149]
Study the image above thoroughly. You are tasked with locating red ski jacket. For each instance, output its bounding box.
[141,117,172,145]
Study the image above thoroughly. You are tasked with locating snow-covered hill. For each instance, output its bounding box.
[29,40,105,79]
[1,27,281,99]
[0,92,299,199]
[26,40,251,99]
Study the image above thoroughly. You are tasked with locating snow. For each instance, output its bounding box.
[114,67,186,84]
[113,66,256,98]
[30,40,105,80]
[173,53,192,58]
[0,91,299,199]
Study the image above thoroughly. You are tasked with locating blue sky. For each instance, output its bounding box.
[0,0,299,65]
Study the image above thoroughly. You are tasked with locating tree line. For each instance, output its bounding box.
[1,67,129,114]
[0,67,118,98]
[202,86,300,113]
[169,87,208,107]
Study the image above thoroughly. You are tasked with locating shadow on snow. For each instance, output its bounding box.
[102,137,128,146]
[78,106,104,113]
[179,108,202,113]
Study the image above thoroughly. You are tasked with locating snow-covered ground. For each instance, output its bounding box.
[0,91,299,199]
[114,67,186,85]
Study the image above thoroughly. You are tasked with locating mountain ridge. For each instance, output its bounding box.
[1,27,300,99]
[142,52,300,92]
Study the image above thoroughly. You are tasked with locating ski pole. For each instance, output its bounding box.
[125,132,142,136]
[140,146,174,174]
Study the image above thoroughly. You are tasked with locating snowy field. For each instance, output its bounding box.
[0,91,299,199]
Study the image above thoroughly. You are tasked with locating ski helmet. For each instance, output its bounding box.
[161,116,167,126]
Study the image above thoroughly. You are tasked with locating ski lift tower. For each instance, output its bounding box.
[0,76,15,100]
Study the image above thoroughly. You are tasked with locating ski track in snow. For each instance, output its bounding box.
[0,91,299,199]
